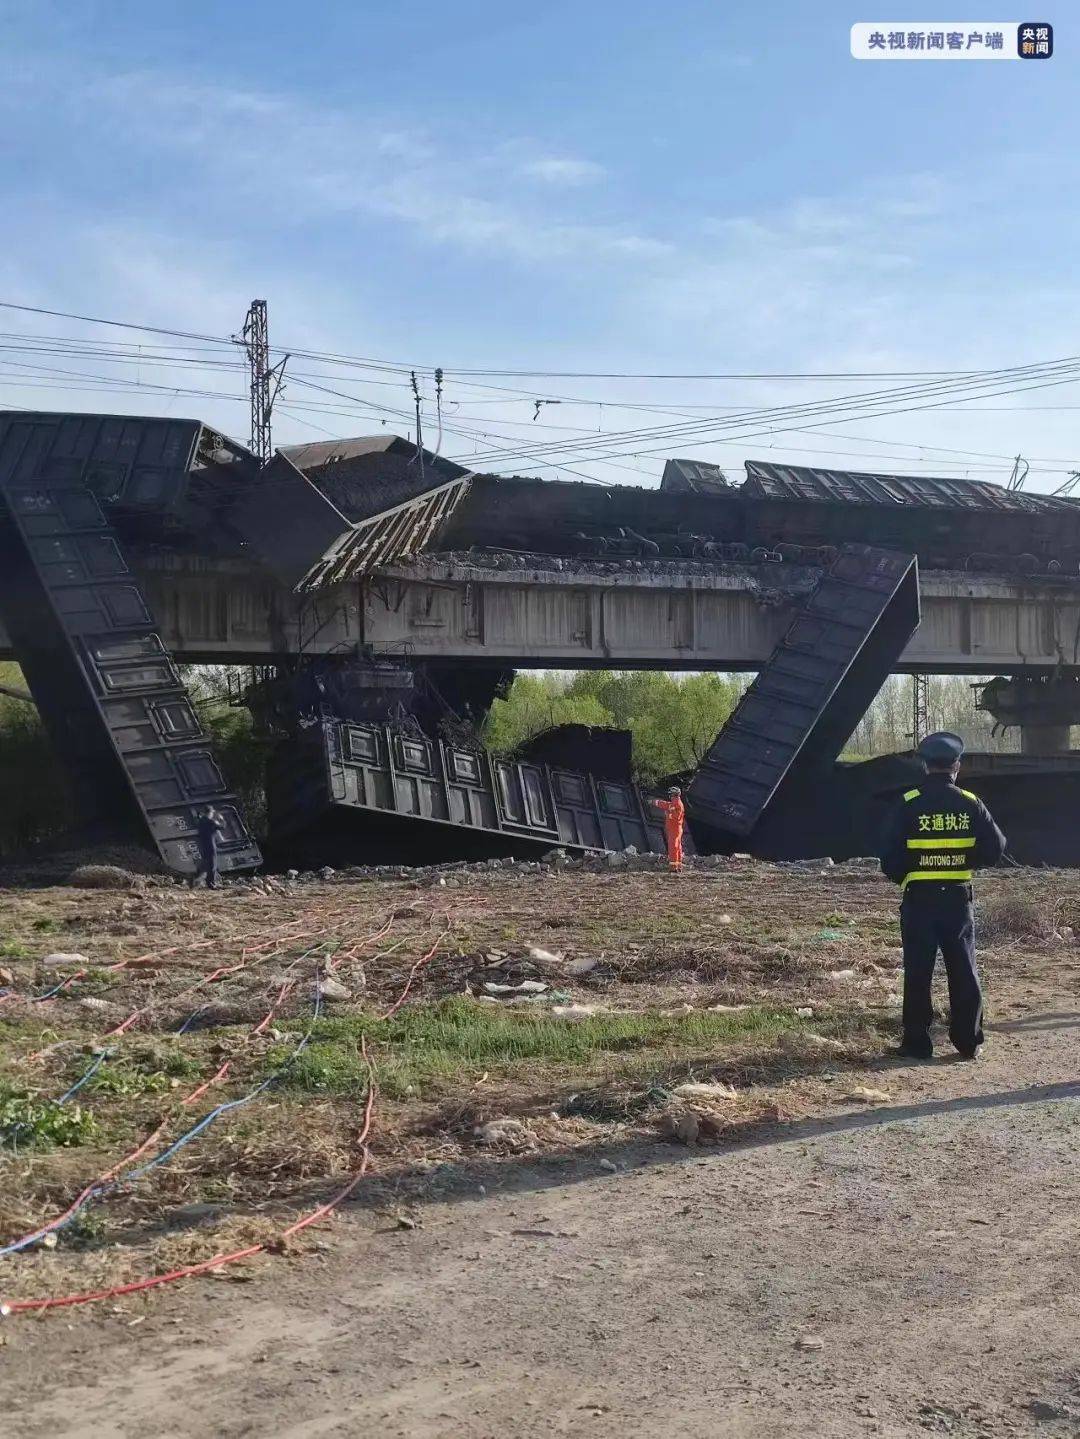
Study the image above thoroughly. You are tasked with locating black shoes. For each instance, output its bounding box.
[892,1043,933,1061]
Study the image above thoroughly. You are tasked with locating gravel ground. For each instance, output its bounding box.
[5,965,1079,1437]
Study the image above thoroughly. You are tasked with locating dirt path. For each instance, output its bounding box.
[5,988,1080,1438]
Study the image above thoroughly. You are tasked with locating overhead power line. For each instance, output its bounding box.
[455,358,1080,468]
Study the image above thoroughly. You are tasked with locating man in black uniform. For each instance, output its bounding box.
[191,805,225,890]
[880,732,1006,1060]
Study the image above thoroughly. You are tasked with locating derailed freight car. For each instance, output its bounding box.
[438,461,1080,576]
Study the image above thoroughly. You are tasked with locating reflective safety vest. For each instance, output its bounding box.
[899,785,980,887]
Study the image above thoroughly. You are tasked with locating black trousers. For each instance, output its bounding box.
[192,845,219,889]
[900,883,983,1056]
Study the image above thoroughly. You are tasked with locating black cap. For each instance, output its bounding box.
[916,731,964,765]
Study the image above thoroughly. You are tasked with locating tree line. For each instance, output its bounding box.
[483,669,1017,783]
[0,662,1018,857]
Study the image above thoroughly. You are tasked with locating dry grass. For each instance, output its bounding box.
[979,893,1061,945]
[0,861,1073,1299]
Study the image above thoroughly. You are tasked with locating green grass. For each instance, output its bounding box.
[84,1061,173,1098]
[0,1083,98,1150]
[0,939,29,959]
[270,997,811,1101]
[74,968,120,996]
[81,1041,203,1097]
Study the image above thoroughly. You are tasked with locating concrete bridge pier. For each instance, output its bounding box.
[1020,722,1073,755]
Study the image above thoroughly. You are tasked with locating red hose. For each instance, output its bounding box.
[1,914,445,1317]
[4,1041,378,1316]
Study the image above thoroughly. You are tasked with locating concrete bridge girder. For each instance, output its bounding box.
[0,555,1078,676]
[360,562,1080,675]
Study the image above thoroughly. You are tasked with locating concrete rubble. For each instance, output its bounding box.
[126,848,884,891]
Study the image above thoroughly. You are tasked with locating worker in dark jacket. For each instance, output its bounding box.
[880,732,1006,1060]
[191,805,225,890]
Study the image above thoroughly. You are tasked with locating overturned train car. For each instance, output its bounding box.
[266,717,678,866]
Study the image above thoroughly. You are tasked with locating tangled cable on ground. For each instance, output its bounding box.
[0,914,450,1314]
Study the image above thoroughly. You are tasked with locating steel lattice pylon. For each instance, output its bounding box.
[911,673,931,745]
[240,299,288,466]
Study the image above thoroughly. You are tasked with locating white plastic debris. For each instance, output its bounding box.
[42,953,89,968]
[317,976,351,1002]
[550,1003,604,1021]
[482,980,549,996]
[566,956,599,976]
[527,946,564,966]
[673,1081,739,1102]
[473,1118,531,1147]
[803,1033,845,1051]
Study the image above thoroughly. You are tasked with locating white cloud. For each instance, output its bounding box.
[518,156,606,186]
[72,70,652,268]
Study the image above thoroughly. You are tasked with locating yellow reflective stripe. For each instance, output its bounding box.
[902,870,972,888]
[906,837,976,850]
[903,788,921,801]
[959,788,978,802]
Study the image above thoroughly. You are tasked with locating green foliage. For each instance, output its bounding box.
[484,669,747,783]
[199,703,270,835]
[0,662,270,853]
[0,663,73,857]
[81,1040,201,1095]
[84,1061,173,1098]
[0,1083,98,1150]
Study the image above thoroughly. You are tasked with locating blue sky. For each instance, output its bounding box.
[0,1,1076,489]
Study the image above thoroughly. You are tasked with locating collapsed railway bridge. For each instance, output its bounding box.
[2,409,1080,873]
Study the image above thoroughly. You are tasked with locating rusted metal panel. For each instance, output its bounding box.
[234,451,471,592]
[0,414,261,875]
[298,476,471,591]
[743,460,1078,515]
[268,717,673,858]
[687,546,920,838]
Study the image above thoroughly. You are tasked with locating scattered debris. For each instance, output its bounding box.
[67,864,135,890]
[317,976,351,1002]
[668,1111,701,1145]
[482,980,549,997]
[42,952,90,967]
[473,1119,533,1149]
[796,1333,825,1351]
[566,955,600,977]
[527,947,564,967]
[598,1158,618,1173]
[672,1081,738,1101]
[846,1086,891,1104]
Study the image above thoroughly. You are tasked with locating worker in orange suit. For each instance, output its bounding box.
[651,785,686,871]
